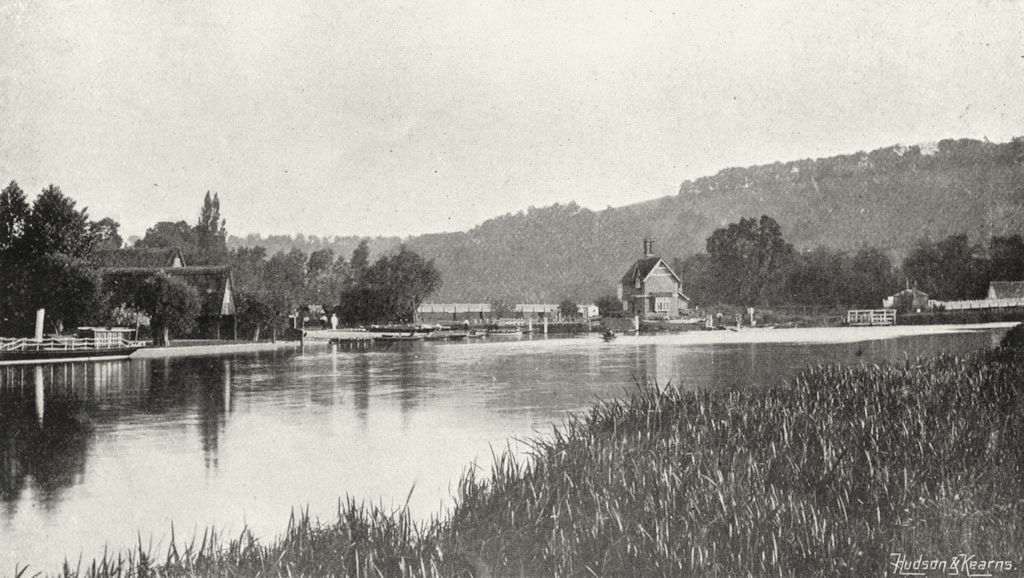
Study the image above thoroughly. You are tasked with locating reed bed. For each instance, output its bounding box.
[38,328,1024,577]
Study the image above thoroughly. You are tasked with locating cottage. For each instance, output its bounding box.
[93,247,186,268]
[95,249,236,339]
[882,287,929,313]
[987,281,1024,300]
[618,239,689,320]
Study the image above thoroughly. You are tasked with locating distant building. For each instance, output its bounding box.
[95,249,236,339]
[417,303,492,322]
[577,303,599,318]
[514,303,560,319]
[987,281,1024,300]
[882,287,929,313]
[618,238,689,320]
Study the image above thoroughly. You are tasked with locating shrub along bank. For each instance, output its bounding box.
[48,327,1024,577]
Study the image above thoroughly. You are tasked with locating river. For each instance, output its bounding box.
[0,324,1013,572]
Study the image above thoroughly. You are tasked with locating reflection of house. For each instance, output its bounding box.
[882,287,929,313]
[618,239,689,320]
[987,281,1024,300]
[95,248,236,339]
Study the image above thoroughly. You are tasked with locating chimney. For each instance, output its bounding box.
[643,238,655,258]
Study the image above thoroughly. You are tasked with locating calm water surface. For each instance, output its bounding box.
[0,325,1011,572]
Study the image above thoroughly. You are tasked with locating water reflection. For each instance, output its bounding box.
[0,326,1012,572]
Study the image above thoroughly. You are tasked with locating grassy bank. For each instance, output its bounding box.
[44,329,1024,577]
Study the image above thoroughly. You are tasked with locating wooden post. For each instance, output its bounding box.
[34,309,45,342]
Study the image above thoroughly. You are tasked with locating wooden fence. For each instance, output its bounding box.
[846,309,896,326]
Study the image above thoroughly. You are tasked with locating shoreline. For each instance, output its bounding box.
[129,340,301,359]
[31,325,1024,576]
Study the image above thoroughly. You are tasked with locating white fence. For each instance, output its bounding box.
[935,298,1024,311]
[846,309,896,326]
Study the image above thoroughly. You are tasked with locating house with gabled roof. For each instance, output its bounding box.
[618,238,689,320]
[987,281,1024,300]
[93,247,186,268]
[94,249,236,339]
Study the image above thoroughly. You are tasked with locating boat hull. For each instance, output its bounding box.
[0,346,143,365]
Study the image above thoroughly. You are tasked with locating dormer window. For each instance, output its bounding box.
[634,275,641,289]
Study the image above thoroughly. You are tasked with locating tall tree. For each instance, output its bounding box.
[705,215,793,305]
[195,191,228,264]
[0,181,29,254]
[903,235,988,300]
[21,185,95,259]
[349,239,370,287]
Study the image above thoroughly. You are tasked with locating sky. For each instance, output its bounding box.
[1,0,1022,239]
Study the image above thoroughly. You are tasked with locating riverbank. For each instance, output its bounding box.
[42,326,1024,576]
[130,340,301,359]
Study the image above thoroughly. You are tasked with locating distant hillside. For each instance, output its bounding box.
[231,137,1024,303]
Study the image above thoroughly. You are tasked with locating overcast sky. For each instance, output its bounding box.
[1,1,1022,239]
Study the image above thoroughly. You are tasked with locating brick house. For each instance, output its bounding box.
[618,239,689,320]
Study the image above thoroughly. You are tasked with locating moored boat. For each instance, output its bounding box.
[0,333,147,365]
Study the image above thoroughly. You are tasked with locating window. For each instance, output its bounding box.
[654,297,673,312]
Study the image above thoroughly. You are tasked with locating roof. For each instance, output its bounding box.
[94,248,185,268]
[989,281,1024,299]
[101,266,234,316]
[620,257,662,285]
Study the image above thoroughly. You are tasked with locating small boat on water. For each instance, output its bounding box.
[374,333,423,342]
[0,331,147,365]
[601,330,617,342]
[486,326,522,335]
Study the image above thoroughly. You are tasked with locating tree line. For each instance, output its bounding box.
[0,183,442,341]
[665,215,1024,310]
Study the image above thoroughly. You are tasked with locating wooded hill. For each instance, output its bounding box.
[229,138,1024,303]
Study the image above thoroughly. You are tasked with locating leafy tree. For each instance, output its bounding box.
[234,291,284,341]
[229,246,268,291]
[108,303,150,332]
[846,247,897,307]
[0,180,29,254]
[903,235,988,300]
[306,248,335,304]
[336,246,441,324]
[29,255,108,334]
[705,215,793,305]
[90,217,124,250]
[137,221,198,257]
[558,298,579,320]
[594,294,623,316]
[362,246,441,322]
[21,185,95,259]
[349,239,370,287]
[195,191,228,264]
[988,235,1024,282]
[136,273,200,345]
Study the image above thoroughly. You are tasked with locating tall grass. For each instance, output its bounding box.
[39,328,1024,577]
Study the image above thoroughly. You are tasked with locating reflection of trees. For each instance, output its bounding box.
[144,357,231,470]
[0,370,94,514]
[0,355,243,521]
